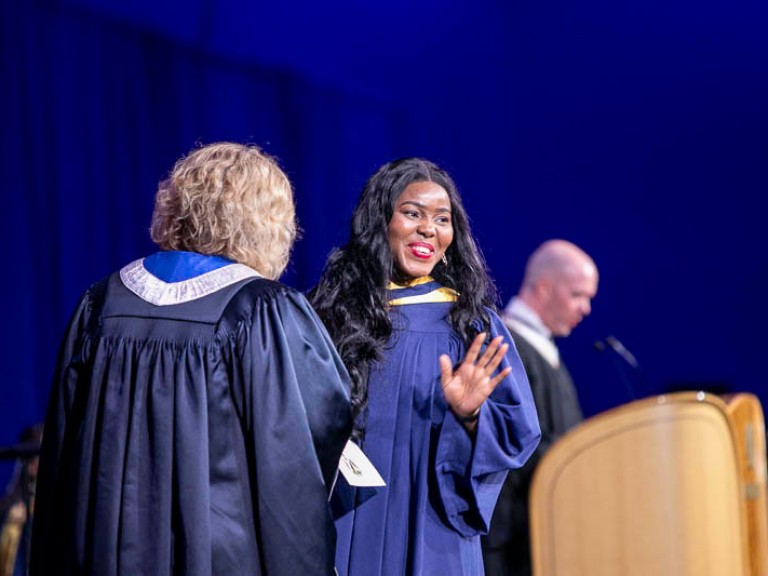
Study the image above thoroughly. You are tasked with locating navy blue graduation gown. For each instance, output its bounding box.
[334,279,540,575]
[30,252,352,575]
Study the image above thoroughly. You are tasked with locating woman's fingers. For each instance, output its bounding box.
[440,334,513,424]
[462,332,503,368]
[484,341,509,373]
[462,332,487,366]
[488,366,513,391]
[439,354,454,386]
[458,333,510,376]
[475,334,499,366]
[442,332,511,395]
[473,335,507,373]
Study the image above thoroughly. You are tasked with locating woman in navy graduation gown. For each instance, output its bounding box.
[310,158,541,575]
[30,143,353,575]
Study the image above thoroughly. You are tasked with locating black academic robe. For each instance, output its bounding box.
[30,272,352,576]
[482,329,583,576]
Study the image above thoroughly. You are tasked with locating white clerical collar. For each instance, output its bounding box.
[120,257,262,306]
[503,297,560,368]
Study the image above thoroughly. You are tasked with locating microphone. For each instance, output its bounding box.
[594,335,645,400]
[594,335,640,368]
[604,335,639,369]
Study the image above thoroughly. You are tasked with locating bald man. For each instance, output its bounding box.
[482,240,598,576]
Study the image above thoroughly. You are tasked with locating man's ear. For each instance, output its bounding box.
[536,277,553,299]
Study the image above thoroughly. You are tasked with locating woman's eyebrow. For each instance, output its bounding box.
[398,200,451,213]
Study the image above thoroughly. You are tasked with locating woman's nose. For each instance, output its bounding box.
[417,221,436,236]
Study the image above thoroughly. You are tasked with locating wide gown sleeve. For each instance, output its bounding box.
[434,310,541,537]
[30,282,104,575]
[234,288,352,576]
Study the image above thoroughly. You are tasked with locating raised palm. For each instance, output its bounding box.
[439,332,511,421]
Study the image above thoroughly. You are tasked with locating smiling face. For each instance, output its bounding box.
[387,180,454,282]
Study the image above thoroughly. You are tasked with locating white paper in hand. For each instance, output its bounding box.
[339,440,386,487]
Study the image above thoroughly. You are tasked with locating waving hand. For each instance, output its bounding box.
[439,332,511,430]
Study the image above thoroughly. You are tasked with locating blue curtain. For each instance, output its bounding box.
[0,0,405,480]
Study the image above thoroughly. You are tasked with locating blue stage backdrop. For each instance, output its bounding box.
[2,0,767,486]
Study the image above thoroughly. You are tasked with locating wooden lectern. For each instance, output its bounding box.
[529,391,768,576]
[725,393,768,576]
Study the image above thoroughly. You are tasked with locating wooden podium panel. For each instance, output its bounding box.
[530,392,750,576]
[725,393,768,576]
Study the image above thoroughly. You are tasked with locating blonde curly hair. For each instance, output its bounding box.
[150,142,297,279]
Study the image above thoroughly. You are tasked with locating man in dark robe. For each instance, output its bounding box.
[482,239,598,576]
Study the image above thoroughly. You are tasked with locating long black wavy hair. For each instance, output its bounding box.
[309,158,498,438]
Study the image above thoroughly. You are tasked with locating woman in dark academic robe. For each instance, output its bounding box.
[30,143,353,576]
[310,158,541,575]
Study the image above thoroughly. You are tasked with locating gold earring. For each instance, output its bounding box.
[441,253,448,266]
